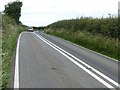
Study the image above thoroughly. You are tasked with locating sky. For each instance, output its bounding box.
[0,0,119,26]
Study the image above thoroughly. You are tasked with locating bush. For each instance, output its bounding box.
[47,17,118,39]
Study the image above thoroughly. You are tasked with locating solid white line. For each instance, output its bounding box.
[38,33,120,88]
[39,34,119,88]
[14,33,22,88]
[34,33,116,88]
[55,36,119,62]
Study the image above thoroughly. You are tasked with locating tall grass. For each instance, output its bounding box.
[47,29,119,61]
[47,17,118,39]
[2,15,25,89]
[45,16,119,61]
[0,12,2,89]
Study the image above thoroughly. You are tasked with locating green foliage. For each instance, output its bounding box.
[4,1,22,24]
[47,17,118,39]
[45,16,119,60]
[118,16,120,39]
[47,29,119,61]
[0,12,2,90]
[2,15,25,89]
[2,1,24,89]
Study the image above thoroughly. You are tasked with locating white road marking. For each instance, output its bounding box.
[34,32,119,89]
[14,33,22,88]
[56,35,119,62]
[39,33,119,88]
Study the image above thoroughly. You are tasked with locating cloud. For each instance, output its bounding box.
[1,0,119,26]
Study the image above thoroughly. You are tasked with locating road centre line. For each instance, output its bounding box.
[14,32,119,89]
[34,32,118,89]
[36,33,119,88]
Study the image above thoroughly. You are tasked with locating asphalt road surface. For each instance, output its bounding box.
[14,31,119,89]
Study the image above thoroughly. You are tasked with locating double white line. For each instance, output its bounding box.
[34,32,119,89]
[14,32,119,89]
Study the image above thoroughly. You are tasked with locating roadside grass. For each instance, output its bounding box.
[2,15,26,89]
[46,29,119,61]
[0,12,2,89]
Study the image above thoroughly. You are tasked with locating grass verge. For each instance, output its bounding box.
[0,12,2,90]
[46,29,119,61]
[2,15,26,89]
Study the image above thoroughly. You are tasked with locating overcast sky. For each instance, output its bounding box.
[0,0,119,26]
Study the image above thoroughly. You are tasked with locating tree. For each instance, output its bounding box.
[4,1,22,24]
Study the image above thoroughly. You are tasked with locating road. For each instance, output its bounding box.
[14,31,119,88]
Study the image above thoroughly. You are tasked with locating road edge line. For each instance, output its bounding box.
[14,33,22,88]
